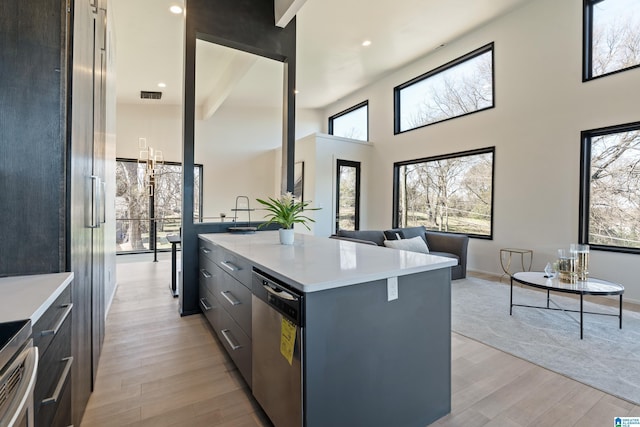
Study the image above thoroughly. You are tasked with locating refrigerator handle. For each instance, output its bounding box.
[89,175,99,228]
[101,179,106,224]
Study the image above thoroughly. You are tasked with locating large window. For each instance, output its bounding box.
[328,101,368,141]
[393,147,495,238]
[115,159,202,253]
[584,0,640,80]
[579,122,640,253]
[394,43,494,134]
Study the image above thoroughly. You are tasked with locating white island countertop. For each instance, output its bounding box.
[199,231,456,292]
[0,272,73,323]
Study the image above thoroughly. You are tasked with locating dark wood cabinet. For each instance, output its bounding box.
[0,0,106,425]
[33,283,73,427]
[68,0,107,424]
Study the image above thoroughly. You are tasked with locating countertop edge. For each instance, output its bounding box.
[199,232,456,293]
[255,259,457,292]
[0,272,74,324]
[32,272,74,323]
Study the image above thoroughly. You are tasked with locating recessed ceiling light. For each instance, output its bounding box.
[294,89,299,94]
[169,5,183,14]
[362,40,372,47]
[158,82,167,88]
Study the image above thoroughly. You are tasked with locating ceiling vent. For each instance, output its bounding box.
[140,91,162,100]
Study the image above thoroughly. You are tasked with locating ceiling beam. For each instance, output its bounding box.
[274,0,307,28]
[199,54,257,120]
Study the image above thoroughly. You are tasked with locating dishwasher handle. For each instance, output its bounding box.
[253,269,304,326]
[262,282,298,302]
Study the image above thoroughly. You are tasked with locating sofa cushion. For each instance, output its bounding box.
[336,229,386,246]
[384,226,428,244]
[383,236,430,253]
[429,251,459,265]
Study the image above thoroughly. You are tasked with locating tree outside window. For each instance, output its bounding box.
[394,147,494,238]
[580,123,640,252]
[585,0,640,79]
[395,43,494,134]
[115,159,202,253]
[329,101,368,141]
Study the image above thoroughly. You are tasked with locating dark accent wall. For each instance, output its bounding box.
[180,0,297,315]
[0,0,67,275]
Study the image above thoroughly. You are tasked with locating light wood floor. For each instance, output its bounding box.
[81,261,639,426]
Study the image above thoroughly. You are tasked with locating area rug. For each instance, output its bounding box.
[451,277,640,404]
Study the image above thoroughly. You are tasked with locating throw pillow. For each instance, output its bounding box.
[383,235,430,254]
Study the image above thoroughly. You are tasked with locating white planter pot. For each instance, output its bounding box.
[279,228,294,245]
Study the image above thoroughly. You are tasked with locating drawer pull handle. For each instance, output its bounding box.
[220,291,241,306]
[200,247,211,254]
[220,261,240,272]
[199,298,212,311]
[220,329,242,350]
[200,269,212,278]
[41,303,73,337]
[42,356,73,406]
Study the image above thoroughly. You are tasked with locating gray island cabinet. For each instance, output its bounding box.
[198,231,456,427]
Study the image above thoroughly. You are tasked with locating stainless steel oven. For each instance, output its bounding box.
[0,320,38,427]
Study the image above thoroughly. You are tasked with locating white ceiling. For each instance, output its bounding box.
[111,0,533,110]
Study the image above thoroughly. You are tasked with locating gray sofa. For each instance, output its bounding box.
[333,226,469,280]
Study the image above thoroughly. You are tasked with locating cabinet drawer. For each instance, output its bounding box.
[199,239,252,288]
[34,313,72,427]
[216,251,252,288]
[214,269,252,337]
[198,284,219,329]
[199,258,223,296]
[38,368,71,427]
[199,238,217,263]
[215,307,252,388]
[32,285,72,355]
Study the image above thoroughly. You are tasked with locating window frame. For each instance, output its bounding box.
[328,100,369,141]
[392,146,495,239]
[583,0,640,81]
[115,158,204,254]
[335,159,362,232]
[115,158,204,218]
[393,43,495,135]
[579,120,640,254]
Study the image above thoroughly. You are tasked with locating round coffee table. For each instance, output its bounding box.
[511,272,624,339]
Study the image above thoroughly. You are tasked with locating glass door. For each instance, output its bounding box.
[336,160,361,232]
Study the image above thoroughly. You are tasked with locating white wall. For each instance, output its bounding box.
[195,104,281,219]
[116,103,183,160]
[296,108,325,140]
[115,103,323,221]
[323,0,640,302]
[294,133,373,236]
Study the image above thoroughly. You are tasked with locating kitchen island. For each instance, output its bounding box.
[198,231,456,427]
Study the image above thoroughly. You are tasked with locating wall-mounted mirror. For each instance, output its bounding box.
[194,39,284,224]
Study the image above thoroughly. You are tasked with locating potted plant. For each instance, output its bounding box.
[256,192,319,244]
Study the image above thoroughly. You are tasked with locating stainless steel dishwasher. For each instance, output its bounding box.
[252,269,304,427]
